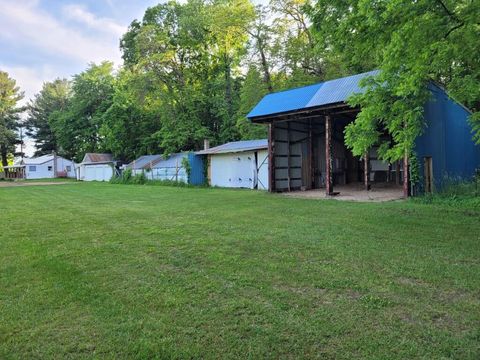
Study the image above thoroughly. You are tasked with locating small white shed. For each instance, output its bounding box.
[196,139,269,190]
[20,154,76,179]
[76,153,116,181]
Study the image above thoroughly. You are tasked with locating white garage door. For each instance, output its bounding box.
[84,164,113,181]
[210,152,256,189]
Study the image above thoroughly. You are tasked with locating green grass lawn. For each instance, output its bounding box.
[1,183,479,359]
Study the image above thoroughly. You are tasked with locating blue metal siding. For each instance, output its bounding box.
[415,84,480,190]
[188,153,205,185]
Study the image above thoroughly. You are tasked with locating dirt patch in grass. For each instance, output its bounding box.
[0,181,75,188]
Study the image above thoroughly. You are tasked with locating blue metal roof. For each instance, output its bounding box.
[196,139,268,155]
[247,70,379,119]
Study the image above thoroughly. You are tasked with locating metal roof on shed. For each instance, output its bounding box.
[196,139,267,155]
[126,155,163,170]
[247,70,379,119]
[127,153,190,169]
[19,154,73,165]
[82,153,114,164]
[151,153,188,168]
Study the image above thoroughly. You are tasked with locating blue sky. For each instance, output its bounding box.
[0,0,160,105]
[1,0,266,156]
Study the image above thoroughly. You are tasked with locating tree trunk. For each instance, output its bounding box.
[1,145,8,167]
[224,54,233,120]
[258,39,273,92]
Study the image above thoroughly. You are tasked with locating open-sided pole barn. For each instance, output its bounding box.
[248,71,480,198]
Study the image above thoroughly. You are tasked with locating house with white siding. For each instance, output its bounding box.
[5,154,76,179]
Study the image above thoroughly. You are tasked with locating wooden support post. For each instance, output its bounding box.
[325,115,333,195]
[403,151,409,198]
[175,159,179,182]
[395,161,400,185]
[287,121,291,192]
[52,151,57,178]
[308,119,313,189]
[268,123,275,192]
[364,151,370,191]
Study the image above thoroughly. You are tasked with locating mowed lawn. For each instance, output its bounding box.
[1,183,479,359]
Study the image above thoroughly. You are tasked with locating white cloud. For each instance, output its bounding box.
[0,63,55,105]
[0,63,58,156]
[0,1,123,65]
[63,4,126,37]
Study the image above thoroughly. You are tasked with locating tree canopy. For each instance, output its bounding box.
[25,78,70,156]
[310,0,480,161]
[7,0,480,172]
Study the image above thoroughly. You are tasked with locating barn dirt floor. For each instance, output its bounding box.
[0,181,73,188]
[283,182,404,202]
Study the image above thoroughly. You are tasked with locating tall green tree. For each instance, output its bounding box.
[310,0,480,167]
[100,68,162,161]
[0,71,23,167]
[119,0,255,153]
[52,62,115,161]
[25,79,70,156]
[236,66,268,139]
[209,0,255,140]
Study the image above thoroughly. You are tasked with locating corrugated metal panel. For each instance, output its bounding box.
[196,139,268,155]
[127,155,163,170]
[415,83,480,191]
[247,70,379,119]
[247,84,322,118]
[23,155,53,165]
[151,153,187,169]
[306,70,379,108]
[128,152,205,185]
[188,153,205,185]
[83,153,114,163]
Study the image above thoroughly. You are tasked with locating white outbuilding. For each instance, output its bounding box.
[4,154,76,179]
[76,153,116,181]
[196,139,269,190]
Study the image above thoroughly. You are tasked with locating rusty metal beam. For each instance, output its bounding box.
[403,152,409,198]
[268,123,275,192]
[287,122,291,191]
[250,102,359,123]
[308,119,313,189]
[325,115,333,195]
[364,152,370,191]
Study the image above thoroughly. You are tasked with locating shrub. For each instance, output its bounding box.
[132,172,147,185]
[413,175,480,209]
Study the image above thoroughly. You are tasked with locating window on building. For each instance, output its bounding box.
[48,166,53,171]
[29,166,36,172]
[66,166,71,172]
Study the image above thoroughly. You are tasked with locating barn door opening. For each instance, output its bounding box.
[424,156,433,193]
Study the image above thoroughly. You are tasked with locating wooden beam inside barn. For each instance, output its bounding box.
[364,151,369,191]
[287,121,291,191]
[325,115,333,195]
[268,123,275,192]
[403,151,409,198]
[308,119,313,190]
